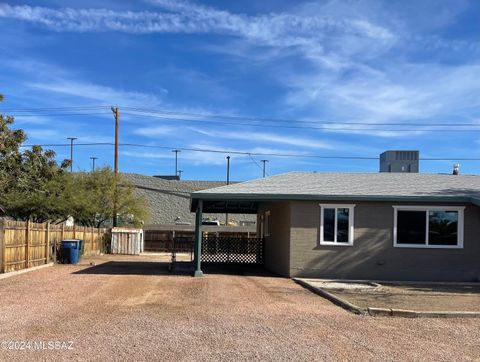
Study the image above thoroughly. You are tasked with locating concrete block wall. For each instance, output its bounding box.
[288,201,480,281]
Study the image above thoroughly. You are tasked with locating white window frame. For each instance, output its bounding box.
[393,205,465,249]
[319,204,355,246]
[264,211,271,237]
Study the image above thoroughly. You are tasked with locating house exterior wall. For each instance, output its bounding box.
[258,202,291,276]
[287,201,480,281]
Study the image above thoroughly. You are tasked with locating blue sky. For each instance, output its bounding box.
[1,0,480,180]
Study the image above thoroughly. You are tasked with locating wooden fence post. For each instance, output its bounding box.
[98,227,102,254]
[25,220,30,269]
[45,222,50,264]
[87,226,91,255]
[83,226,89,255]
[0,219,5,273]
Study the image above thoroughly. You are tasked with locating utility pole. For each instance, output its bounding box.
[90,157,98,172]
[67,137,77,172]
[261,159,269,178]
[226,156,231,185]
[172,149,181,176]
[111,107,119,176]
[111,107,120,227]
[225,156,230,226]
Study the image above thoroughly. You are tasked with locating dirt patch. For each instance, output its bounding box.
[1,256,479,361]
[303,279,480,312]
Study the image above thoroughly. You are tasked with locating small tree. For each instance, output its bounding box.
[69,168,148,228]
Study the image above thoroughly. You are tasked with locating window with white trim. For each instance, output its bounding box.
[264,211,271,237]
[319,204,355,246]
[393,206,464,248]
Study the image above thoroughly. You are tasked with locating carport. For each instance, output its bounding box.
[190,196,261,277]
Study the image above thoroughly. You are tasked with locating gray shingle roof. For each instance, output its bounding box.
[123,173,255,225]
[192,172,480,202]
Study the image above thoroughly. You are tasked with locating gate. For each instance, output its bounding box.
[110,227,144,255]
[201,236,264,264]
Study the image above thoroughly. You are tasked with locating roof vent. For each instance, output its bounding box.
[453,163,459,175]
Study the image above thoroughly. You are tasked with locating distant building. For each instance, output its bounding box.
[379,150,419,173]
[123,173,255,227]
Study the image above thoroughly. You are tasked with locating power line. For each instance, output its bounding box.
[120,110,480,132]
[4,105,480,131]
[122,107,480,127]
[0,106,109,112]
[3,112,111,117]
[20,142,480,161]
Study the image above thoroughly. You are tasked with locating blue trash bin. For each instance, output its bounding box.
[60,240,81,264]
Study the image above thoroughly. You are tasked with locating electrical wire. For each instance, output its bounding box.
[19,142,480,161]
[247,153,269,176]
[119,110,480,132]
[3,105,480,131]
[123,107,480,127]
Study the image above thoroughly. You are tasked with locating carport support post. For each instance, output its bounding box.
[193,200,204,277]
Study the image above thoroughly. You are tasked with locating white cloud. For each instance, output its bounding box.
[0,2,394,47]
[3,0,479,144]
[121,148,233,166]
[0,58,166,110]
[134,125,337,150]
[133,125,175,137]
[27,80,164,108]
[285,63,480,130]
[121,141,313,167]
[25,128,63,141]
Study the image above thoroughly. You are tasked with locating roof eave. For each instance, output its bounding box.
[190,193,476,212]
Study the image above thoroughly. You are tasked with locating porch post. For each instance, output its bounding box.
[193,199,204,277]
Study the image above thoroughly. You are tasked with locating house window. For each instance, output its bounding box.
[393,206,464,248]
[319,204,355,246]
[265,211,271,237]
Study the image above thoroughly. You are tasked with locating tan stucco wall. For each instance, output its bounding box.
[258,202,291,276]
[288,201,480,281]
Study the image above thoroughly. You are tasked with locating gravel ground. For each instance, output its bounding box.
[0,255,479,361]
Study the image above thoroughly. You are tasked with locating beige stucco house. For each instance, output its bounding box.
[190,172,480,281]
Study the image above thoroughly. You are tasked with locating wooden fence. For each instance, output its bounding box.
[144,226,256,252]
[0,219,109,273]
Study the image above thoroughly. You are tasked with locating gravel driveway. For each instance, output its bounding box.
[0,255,479,361]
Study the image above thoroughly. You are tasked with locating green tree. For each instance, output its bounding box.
[68,168,148,227]
[0,95,71,222]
